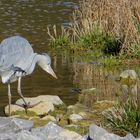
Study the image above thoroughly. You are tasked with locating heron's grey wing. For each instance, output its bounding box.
[0,36,34,72]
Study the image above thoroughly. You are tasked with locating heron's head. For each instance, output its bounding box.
[37,53,57,79]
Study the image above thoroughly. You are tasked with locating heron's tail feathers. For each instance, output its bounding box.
[1,71,14,84]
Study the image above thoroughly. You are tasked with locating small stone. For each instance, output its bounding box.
[69,114,83,123]
[120,70,137,80]
[59,130,82,140]
[28,116,40,120]
[78,112,87,118]
[41,115,56,122]
[67,105,75,109]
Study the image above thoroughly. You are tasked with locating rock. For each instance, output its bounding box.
[67,105,77,114]
[5,105,25,115]
[0,132,17,140]
[41,115,56,122]
[17,130,41,140]
[78,112,87,118]
[16,95,63,106]
[69,114,83,123]
[56,114,64,122]
[13,95,63,115]
[0,117,33,133]
[0,117,138,140]
[59,130,81,140]
[120,70,138,99]
[120,70,137,80]
[32,121,63,139]
[5,101,54,116]
[28,101,54,115]
[123,134,136,140]
[31,121,82,140]
[89,124,137,140]
[81,134,89,140]
[5,95,64,116]
[0,118,82,140]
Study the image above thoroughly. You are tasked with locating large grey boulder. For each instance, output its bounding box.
[0,117,138,140]
[0,117,33,140]
[31,121,82,140]
[89,124,136,140]
[0,117,33,133]
[0,118,82,140]
[17,130,41,140]
[0,132,17,140]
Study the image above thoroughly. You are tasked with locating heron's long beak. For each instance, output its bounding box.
[44,65,57,79]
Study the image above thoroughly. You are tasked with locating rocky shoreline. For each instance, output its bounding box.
[1,92,140,140]
[0,117,138,140]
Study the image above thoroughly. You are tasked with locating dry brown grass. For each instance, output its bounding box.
[70,0,140,55]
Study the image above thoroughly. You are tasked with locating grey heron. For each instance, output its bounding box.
[0,36,57,115]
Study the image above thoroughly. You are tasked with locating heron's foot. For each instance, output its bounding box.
[23,101,42,108]
[15,101,42,114]
[15,101,42,108]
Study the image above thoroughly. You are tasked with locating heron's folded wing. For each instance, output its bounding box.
[0,36,34,72]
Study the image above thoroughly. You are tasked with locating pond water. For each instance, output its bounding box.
[0,0,139,115]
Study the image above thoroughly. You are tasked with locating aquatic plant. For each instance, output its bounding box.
[104,101,140,137]
[47,25,71,49]
[47,0,140,58]
[75,27,106,50]
[72,0,140,56]
[103,70,140,137]
[100,55,122,67]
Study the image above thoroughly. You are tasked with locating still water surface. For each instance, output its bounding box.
[0,0,138,115]
[0,0,79,110]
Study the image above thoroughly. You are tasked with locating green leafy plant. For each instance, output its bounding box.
[76,27,106,50]
[103,74,140,137]
[47,25,71,49]
[103,36,122,55]
[99,55,121,67]
[104,100,140,137]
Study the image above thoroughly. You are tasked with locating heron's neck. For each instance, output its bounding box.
[23,54,44,75]
[35,54,46,68]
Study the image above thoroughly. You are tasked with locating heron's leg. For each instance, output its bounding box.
[17,77,28,107]
[16,77,40,110]
[8,83,11,116]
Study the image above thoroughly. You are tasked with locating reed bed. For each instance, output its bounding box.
[48,0,140,56]
[70,0,140,55]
